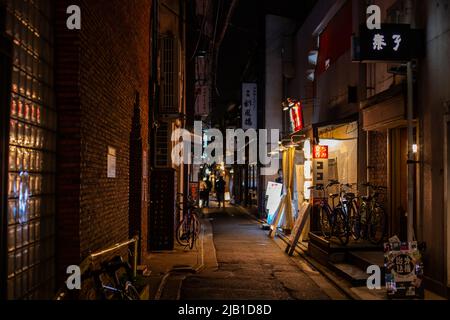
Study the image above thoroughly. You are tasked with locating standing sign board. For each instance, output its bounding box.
[242,83,258,130]
[384,240,424,299]
[286,203,311,256]
[265,182,283,225]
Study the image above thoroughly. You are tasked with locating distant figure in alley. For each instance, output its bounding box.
[215,176,226,209]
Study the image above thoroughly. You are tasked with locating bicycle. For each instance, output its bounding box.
[176,193,201,250]
[353,183,387,245]
[310,180,349,245]
[83,256,140,300]
[337,183,359,245]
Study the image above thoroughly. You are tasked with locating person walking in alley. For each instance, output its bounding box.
[204,178,212,208]
[199,179,208,208]
[215,176,226,208]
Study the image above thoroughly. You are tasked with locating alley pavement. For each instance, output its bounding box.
[179,206,337,300]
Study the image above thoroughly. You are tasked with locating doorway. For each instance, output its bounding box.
[389,128,407,239]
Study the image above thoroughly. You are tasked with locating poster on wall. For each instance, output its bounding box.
[265,182,283,224]
[384,239,424,299]
[107,146,117,178]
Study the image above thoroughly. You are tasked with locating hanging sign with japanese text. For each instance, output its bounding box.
[242,83,258,130]
[384,240,424,299]
[313,145,329,159]
[353,24,423,62]
[289,102,304,133]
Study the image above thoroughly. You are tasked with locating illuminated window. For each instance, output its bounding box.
[4,0,55,299]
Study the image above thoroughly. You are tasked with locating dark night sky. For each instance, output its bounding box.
[214,0,317,124]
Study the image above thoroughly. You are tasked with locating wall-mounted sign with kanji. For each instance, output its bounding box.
[384,240,424,299]
[313,145,329,159]
[242,83,258,130]
[289,102,304,133]
[352,24,424,63]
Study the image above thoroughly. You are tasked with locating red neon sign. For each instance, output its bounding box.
[313,145,329,159]
[290,102,304,133]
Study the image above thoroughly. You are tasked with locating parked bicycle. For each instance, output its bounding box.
[352,183,387,245]
[83,255,140,300]
[310,180,349,245]
[176,193,201,250]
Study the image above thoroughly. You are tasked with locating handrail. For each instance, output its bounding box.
[55,236,139,300]
[80,235,140,278]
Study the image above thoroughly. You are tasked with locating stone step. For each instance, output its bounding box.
[329,262,369,287]
[348,251,385,271]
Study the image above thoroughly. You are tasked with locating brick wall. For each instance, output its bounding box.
[55,0,151,284]
[368,130,388,207]
[55,0,82,286]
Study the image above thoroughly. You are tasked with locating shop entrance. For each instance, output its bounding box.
[388,127,416,241]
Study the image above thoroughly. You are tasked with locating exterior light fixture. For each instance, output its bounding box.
[412,144,418,153]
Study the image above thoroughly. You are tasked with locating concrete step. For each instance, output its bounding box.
[348,251,384,271]
[329,262,369,287]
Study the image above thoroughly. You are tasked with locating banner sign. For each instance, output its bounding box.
[242,83,258,130]
[289,102,304,133]
[384,240,424,299]
[353,24,423,62]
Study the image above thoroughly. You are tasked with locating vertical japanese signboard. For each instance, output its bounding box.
[289,102,304,133]
[384,240,424,299]
[242,83,258,130]
[312,146,329,202]
[195,56,210,116]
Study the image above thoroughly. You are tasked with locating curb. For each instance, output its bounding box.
[155,217,217,300]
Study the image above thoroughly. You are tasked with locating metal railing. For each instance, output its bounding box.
[55,236,139,300]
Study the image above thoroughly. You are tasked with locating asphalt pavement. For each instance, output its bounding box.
[179,206,339,300]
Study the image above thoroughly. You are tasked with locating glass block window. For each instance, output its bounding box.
[3,0,55,300]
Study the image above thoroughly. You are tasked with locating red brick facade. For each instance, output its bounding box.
[55,0,151,284]
[368,130,388,209]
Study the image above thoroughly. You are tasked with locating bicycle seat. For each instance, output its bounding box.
[361,196,370,201]
[102,256,127,271]
[329,193,339,199]
[345,193,356,200]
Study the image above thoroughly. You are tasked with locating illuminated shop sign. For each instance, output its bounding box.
[313,145,329,159]
[353,24,423,62]
[289,102,304,133]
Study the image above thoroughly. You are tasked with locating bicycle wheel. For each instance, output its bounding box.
[358,201,369,240]
[319,206,332,239]
[176,218,190,246]
[124,282,141,300]
[189,214,200,250]
[333,207,350,246]
[368,206,386,245]
[348,201,361,240]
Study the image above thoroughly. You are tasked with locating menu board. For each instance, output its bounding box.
[384,240,424,299]
[265,182,283,224]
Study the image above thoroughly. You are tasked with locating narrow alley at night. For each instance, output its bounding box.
[0,0,450,316]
